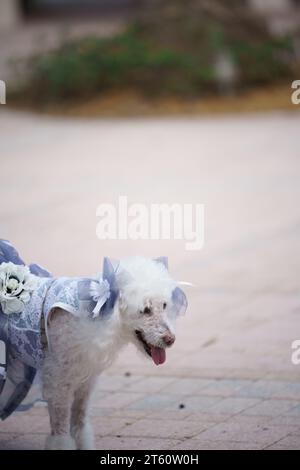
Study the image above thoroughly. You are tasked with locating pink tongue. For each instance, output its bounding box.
[150,346,166,366]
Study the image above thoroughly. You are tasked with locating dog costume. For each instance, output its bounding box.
[0,240,187,420]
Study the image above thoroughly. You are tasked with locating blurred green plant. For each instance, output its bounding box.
[13,1,295,105]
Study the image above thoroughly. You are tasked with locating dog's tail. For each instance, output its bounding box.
[0,239,52,278]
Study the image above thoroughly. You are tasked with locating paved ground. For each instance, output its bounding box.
[0,109,300,449]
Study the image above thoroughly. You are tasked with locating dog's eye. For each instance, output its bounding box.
[163,302,167,310]
[141,306,151,315]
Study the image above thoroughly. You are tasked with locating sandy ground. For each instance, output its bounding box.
[0,108,300,449]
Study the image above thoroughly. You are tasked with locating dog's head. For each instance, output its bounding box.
[113,256,187,366]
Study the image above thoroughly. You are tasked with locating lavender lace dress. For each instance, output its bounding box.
[0,240,111,420]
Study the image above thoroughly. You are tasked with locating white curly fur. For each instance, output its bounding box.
[42,257,179,450]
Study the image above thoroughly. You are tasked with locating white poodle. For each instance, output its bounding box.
[0,241,187,450]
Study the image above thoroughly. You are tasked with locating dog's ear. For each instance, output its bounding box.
[172,286,188,316]
[154,256,168,270]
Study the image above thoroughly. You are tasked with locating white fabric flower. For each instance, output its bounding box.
[0,262,37,315]
[90,279,110,318]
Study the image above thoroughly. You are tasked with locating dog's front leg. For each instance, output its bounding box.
[45,399,76,450]
[43,310,76,450]
[70,377,96,450]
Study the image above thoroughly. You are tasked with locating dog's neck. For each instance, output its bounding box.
[82,303,130,371]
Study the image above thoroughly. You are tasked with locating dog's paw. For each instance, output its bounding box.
[71,423,95,450]
[45,434,76,450]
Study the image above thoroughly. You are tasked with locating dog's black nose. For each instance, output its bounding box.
[163,333,175,347]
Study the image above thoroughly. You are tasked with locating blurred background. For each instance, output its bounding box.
[1,0,300,451]
[1,0,300,113]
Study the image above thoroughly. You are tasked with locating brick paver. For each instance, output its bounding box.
[0,109,300,449]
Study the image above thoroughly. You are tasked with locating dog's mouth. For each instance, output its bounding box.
[135,330,166,366]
